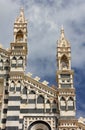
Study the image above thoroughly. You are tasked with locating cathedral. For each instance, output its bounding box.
[0,8,85,130]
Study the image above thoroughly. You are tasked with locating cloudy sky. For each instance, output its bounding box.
[0,0,85,118]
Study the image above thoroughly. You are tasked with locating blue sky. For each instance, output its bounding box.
[0,0,85,118]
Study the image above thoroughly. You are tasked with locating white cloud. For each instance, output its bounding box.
[0,0,85,77]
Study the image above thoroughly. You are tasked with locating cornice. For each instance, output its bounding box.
[24,74,58,97]
[0,47,10,56]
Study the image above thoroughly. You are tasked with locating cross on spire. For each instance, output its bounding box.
[60,25,65,39]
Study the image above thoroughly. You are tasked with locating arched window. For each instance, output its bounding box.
[0,59,3,62]
[46,99,51,113]
[46,99,50,104]
[6,59,9,63]
[10,81,15,92]
[68,97,74,110]
[52,100,56,104]
[23,87,27,95]
[18,56,23,67]
[17,81,21,87]
[11,81,15,87]
[29,90,36,103]
[61,55,68,70]
[37,95,44,103]
[52,100,57,113]
[16,30,23,42]
[11,57,17,67]
[60,97,66,110]
[0,59,3,70]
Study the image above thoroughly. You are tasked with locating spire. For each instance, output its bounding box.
[15,7,27,23]
[57,26,70,47]
[13,8,28,43]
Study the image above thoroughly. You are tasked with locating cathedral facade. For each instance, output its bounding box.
[0,8,85,130]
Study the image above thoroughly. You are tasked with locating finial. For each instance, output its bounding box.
[60,25,65,39]
[42,80,49,85]
[20,7,24,13]
[34,76,40,81]
[20,7,24,17]
[15,7,25,23]
[27,72,32,77]
[61,25,64,31]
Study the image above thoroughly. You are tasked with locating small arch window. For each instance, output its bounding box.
[11,57,17,67]
[46,99,50,104]
[10,81,15,92]
[6,59,9,63]
[23,87,27,95]
[0,59,3,69]
[52,100,56,104]
[46,99,51,113]
[61,55,68,70]
[60,97,66,110]
[17,81,21,87]
[52,100,57,113]
[68,97,74,110]
[0,59,3,62]
[11,81,14,87]
[37,95,44,103]
[12,57,16,60]
[16,30,23,42]
[18,56,23,67]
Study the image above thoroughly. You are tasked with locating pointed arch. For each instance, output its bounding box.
[17,80,21,88]
[52,100,56,104]
[18,56,23,60]
[6,59,9,63]
[67,97,74,110]
[11,56,17,67]
[0,59,3,62]
[29,90,36,94]
[37,95,44,103]
[11,81,15,87]
[60,54,69,69]
[46,99,50,104]
[18,56,23,67]
[0,59,3,69]
[46,99,51,113]
[52,100,57,113]
[60,96,66,110]
[16,30,23,42]
[12,56,16,60]
[10,81,15,92]
[68,96,74,101]
[23,86,27,95]
[18,80,21,83]
[60,96,66,101]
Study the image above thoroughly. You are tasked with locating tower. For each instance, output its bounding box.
[57,27,76,117]
[6,8,28,130]
[10,8,27,73]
